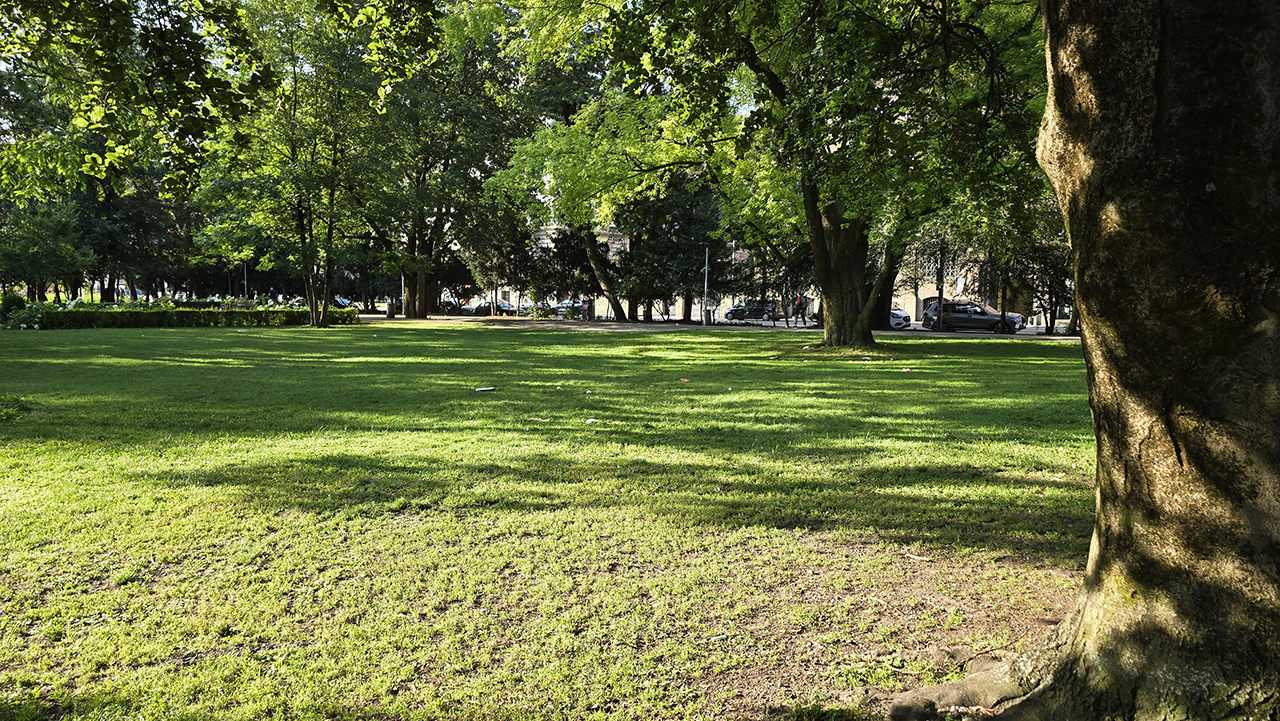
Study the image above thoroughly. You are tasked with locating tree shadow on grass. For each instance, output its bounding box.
[0,326,1092,454]
[6,327,1094,562]
[144,450,1092,563]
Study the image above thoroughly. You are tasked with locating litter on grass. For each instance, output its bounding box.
[585,418,600,424]
[680,378,689,382]
[475,387,497,392]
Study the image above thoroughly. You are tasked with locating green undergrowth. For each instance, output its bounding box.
[0,395,34,422]
[0,326,1095,720]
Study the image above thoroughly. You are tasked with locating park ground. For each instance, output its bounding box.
[0,324,1094,720]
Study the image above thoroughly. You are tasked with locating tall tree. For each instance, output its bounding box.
[0,201,85,302]
[613,175,730,322]
[894,1,1280,717]
[596,0,1043,346]
[367,35,528,317]
[198,0,372,325]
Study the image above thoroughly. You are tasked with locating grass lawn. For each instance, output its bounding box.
[0,324,1095,720]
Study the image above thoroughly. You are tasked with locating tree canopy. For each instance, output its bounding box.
[0,0,1058,331]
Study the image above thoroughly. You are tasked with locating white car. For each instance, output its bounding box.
[889,309,911,329]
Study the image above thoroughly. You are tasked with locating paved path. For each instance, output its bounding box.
[359,313,1082,341]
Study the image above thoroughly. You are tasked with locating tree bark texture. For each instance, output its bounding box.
[1006,1,1280,717]
[802,179,875,347]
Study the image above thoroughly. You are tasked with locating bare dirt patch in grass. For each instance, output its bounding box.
[690,536,1081,719]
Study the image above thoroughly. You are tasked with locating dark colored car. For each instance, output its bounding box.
[472,301,515,316]
[923,301,1026,333]
[726,299,782,321]
[439,300,474,315]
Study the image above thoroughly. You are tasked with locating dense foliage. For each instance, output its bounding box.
[2,299,359,329]
[0,0,1063,334]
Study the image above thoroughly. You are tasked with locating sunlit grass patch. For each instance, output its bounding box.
[0,325,1093,720]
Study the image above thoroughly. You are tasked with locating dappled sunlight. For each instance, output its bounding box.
[0,326,1095,720]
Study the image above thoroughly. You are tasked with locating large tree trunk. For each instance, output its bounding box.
[1008,1,1280,716]
[802,180,874,347]
[893,2,1280,718]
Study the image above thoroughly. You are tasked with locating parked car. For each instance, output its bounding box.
[551,299,594,318]
[472,301,515,316]
[889,308,911,329]
[439,300,474,315]
[726,299,782,321]
[922,301,1025,333]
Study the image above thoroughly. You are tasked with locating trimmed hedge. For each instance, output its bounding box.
[9,306,360,330]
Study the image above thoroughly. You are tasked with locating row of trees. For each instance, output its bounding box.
[0,0,1067,333]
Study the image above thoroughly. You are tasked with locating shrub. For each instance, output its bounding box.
[2,304,359,329]
[0,291,25,321]
[4,302,56,329]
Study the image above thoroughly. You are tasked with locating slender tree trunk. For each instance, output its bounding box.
[897,2,1280,718]
[1064,305,1080,336]
[999,269,1010,333]
[682,293,693,323]
[317,168,337,328]
[583,230,628,321]
[415,271,427,317]
[934,239,946,330]
[404,229,419,319]
[869,241,907,330]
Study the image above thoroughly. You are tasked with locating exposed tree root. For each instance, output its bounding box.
[887,662,1025,720]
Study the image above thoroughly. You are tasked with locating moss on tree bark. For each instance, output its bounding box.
[893,1,1280,718]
